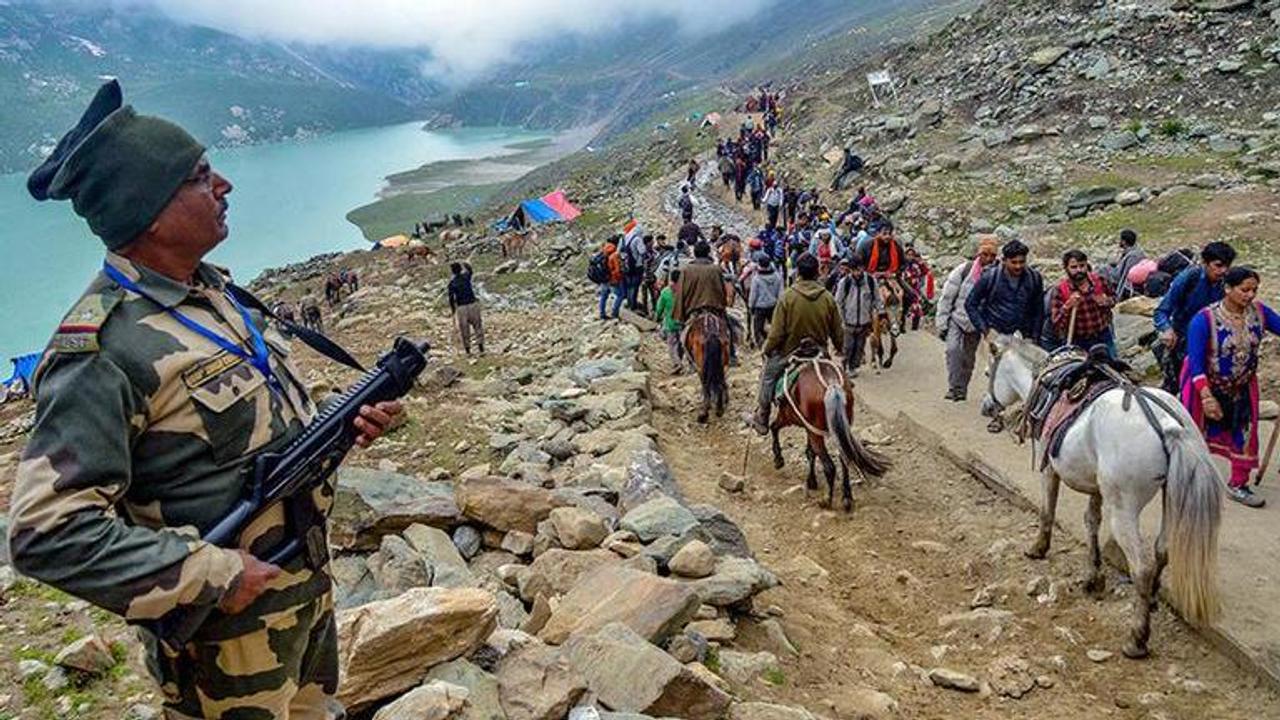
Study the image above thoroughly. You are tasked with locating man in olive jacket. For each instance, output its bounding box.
[750,252,844,434]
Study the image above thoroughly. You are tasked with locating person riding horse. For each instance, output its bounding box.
[865,226,906,314]
[676,240,734,333]
[677,241,737,422]
[750,252,844,435]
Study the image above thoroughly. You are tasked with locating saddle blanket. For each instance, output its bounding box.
[1038,380,1117,470]
[774,366,804,399]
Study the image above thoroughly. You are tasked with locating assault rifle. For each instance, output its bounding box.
[153,337,430,648]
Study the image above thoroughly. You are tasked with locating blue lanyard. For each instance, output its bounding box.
[103,263,282,394]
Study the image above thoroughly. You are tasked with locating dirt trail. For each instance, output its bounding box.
[637,142,1280,718]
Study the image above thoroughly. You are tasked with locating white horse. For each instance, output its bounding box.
[981,334,1222,659]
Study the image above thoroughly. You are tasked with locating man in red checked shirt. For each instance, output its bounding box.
[1050,249,1117,356]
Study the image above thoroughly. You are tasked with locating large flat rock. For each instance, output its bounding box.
[518,548,622,603]
[497,643,587,720]
[539,565,701,645]
[455,476,571,533]
[564,623,731,720]
[332,467,461,550]
[337,587,498,712]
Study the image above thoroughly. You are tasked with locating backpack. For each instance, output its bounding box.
[1144,271,1172,298]
[1158,249,1194,277]
[587,252,610,284]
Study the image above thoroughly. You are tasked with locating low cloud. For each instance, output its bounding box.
[104,0,775,79]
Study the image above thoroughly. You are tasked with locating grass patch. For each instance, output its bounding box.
[347,183,505,242]
[16,646,57,664]
[1157,118,1187,137]
[704,646,721,674]
[6,580,71,603]
[1044,190,1213,257]
[482,270,551,295]
[1071,171,1143,190]
[504,138,554,152]
[763,667,787,686]
[1134,154,1221,174]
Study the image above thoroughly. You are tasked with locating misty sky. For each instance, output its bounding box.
[106,0,776,78]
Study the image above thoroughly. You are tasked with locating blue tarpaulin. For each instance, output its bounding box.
[518,199,562,224]
[5,352,40,390]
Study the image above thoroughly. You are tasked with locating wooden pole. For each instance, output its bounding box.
[1065,304,1079,348]
[1256,417,1280,486]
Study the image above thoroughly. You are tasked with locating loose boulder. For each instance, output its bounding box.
[497,643,588,720]
[337,587,498,712]
[54,634,115,676]
[620,495,699,542]
[372,680,471,720]
[669,540,717,579]
[518,548,622,603]
[539,565,701,645]
[564,623,732,720]
[456,476,569,533]
[684,558,779,607]
[425,660,507,720]
[549,507,610,550]
[332,468,461,550]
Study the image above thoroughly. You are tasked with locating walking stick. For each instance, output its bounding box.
[1256,415,1280,486]
[1065,304,1079,348]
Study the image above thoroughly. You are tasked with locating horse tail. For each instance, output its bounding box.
[1163,425,1222,626]
[824,384,890,477]
[703,319,725,398]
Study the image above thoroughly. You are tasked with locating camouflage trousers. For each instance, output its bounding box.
[145,592,342,720]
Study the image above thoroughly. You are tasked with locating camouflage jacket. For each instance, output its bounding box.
[8,252,327,636]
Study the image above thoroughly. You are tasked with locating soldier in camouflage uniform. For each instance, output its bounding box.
[7,80,400,719]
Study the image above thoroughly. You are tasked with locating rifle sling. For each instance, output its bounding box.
[227,284,366,373]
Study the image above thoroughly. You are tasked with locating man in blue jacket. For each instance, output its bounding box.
[964,239,1044,340]
[1153,241,1235,393]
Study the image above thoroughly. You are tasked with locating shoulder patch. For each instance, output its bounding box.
[50,291,122,354]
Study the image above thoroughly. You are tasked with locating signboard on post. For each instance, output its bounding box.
[866,70,898,108]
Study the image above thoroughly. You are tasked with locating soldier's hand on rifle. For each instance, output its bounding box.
[353,400,403,448]
[219,550,281,615]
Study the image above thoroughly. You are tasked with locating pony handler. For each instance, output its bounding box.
[983,333,1222,659]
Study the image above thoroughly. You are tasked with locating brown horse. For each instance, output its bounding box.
[402,243,436,263]
[771,351,891,511]
[684,311,731,424]
[869,275,903,370]
[502,230,537,258]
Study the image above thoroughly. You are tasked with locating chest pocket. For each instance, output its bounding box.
[187,358,274,466]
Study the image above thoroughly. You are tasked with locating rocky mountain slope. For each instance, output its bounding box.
[0,0,955,174]
[768,0,1280,274]
[0,2,444,172]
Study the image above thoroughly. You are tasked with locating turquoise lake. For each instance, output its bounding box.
[0,122,544,362]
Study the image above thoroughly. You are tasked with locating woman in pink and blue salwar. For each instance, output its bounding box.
[1181,266,1277,508]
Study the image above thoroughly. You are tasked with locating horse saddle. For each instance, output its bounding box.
[1025,345,1135,468]
[774,340,827,399]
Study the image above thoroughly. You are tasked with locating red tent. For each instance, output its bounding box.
[540,190,581,221]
